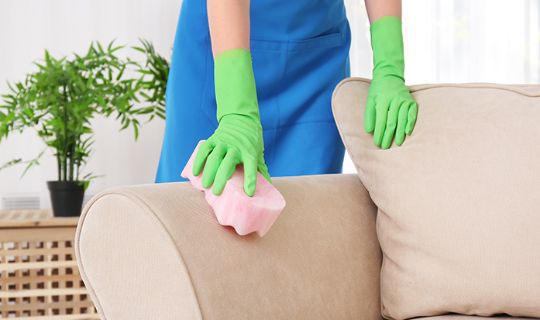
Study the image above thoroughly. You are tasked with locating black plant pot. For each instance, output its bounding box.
[47,181,85,217]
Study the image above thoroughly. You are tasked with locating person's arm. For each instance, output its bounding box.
[192,0,271,197]
[207,0,250,55]
[364,0,401,22]
[363,0,418,149]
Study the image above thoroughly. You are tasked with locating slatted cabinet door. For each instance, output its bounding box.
[0,210,99,319]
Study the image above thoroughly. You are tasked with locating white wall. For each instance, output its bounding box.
[1,0,539,208]
[0,0,181,207]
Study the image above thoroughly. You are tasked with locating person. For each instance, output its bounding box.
[155,0,418,196]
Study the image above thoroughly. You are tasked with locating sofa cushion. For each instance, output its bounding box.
[332,78,540,319]
[420,317,539,320]
[76,174,382,320]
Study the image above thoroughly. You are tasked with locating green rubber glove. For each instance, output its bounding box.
[192,48,271,197]
[365,16,418,149]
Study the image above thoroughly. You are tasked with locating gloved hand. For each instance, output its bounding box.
[192,48,271,197]
[365,16,418,149]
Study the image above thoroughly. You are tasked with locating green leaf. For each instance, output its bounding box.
[132,46,145,54]
[0,39,169,180]
[0,158,22,171]
[132,121,139,139]
[20,156,40,178]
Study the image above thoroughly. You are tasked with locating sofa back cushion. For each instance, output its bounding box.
[332,78,540,319]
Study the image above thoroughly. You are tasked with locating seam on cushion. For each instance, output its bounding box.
[410,83,540,97]
[342,77,540,97]
[331,76,540,188]
[331,79,369,184]
[75,190,115,320]
[112,190,204,320]
[332,77,540,320]
[75,190,204,320]
[331,79,385,316]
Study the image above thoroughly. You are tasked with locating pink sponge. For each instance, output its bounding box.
[181,141,286,237]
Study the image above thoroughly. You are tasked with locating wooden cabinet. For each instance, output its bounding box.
[0,210,99,319]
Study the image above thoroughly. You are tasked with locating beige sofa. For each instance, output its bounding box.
[76,77,540,319]
[75,174,532,320]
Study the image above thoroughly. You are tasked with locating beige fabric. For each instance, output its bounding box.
[332,78,540,319]
[421,317,537,320]
[75,174,382,320]
[76,194,202,320]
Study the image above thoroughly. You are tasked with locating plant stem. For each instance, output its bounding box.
[69,142,75,181]
[62,158,66,181]
[57,154,61,181]
[62,84,68,181]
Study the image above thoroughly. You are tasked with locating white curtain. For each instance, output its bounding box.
[1,0,539,207]
[347,0,540,83]
[401,0,540,84]
[343,0,540,173]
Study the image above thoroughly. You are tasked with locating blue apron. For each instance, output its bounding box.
[156,0,351,183]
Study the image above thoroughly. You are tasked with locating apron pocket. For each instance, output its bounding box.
[279,31,349,126]
[250,31,344,52]
[200,31,347,130]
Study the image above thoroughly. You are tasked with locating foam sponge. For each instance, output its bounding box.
[181,141,286,237]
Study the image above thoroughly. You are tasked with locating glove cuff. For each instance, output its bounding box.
[214,48,260,123]
[370,16,405,81]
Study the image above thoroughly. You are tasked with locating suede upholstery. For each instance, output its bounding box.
[332,78,540,319]
[75,174,382,320]
[75,79,540,320]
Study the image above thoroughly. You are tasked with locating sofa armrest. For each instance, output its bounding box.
[75,174,381,320]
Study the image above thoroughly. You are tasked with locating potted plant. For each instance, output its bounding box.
[0,40,169,216]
